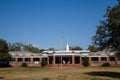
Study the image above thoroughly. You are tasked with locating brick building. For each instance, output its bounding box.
[9,44,120,67]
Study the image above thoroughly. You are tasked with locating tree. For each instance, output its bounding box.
[82,56,89,67]
[70,46,83,50]
[8,42,41,53]
[88,45,99,52]
[0,39,11,67]
[39,49,45,53]
[27,44,40,53]
[92,0,120,58]
[92,20,110,51]
[41,58,47,67]
[48,48,55,51]
[8,42,24,51]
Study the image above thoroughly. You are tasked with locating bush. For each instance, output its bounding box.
[20,63,28,67]
[0,63,11,68]
[41,59,47,67]
[82,56,89,67]
[102,63,110,67]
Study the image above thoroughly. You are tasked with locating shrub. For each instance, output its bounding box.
[82,56,89,67]
[102,62,110,67]
[0,62,11,68]
[41,59,47,67]
[20,63,28,67]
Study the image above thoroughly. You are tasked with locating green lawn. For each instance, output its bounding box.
[0,67,120,80]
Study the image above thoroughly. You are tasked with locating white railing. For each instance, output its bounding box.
[92,61,99,64]
[110,61,115,64]
[18,61,23,64]
[89,53,101,56]
[9,61,15,64]
[118,61,120,64]
[101,61,107,64]
[26,61,30,64]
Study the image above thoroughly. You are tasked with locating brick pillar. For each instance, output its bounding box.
[98,56,101,66]
[115,56,118,66]
[30,54,33,64]
[72,55,74,64]
[15,54,18,65]
[89,56,92,66]
[22,54,25,63]
[15,57,18,65]
[40,53,42,64]
[23,57,25,63]
[47,57,49,64]
[53,55,55,64]
[107,56,110,64]
[80,56,82,65]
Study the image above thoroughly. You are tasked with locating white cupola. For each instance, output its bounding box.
[66,41,69,51]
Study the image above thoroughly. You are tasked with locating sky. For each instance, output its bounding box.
[0,0,118,49]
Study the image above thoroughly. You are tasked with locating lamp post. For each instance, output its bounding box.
[60,34,64,68]
[61,54,62,68]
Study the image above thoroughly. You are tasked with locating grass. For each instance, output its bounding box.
[0,67,120,80]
